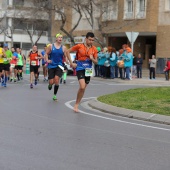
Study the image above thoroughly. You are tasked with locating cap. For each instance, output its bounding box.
[4,43,8,47]
[97,47,101,52]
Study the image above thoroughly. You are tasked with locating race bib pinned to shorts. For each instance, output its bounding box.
[31,61,36,66]
[10,64,15,68]
[85,68,93,77]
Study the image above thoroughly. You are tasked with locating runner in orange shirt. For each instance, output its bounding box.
[66,32,98,112]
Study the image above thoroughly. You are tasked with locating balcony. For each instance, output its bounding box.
[6,4,49,20]
[14,29,48,36]
[124,12,134,19]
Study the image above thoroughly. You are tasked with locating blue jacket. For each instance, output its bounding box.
[109,52,117,66]
[98,52,107,66]
[124,52,133,68]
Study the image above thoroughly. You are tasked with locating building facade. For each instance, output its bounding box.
[0,0,169,71]
[73,0,159,69]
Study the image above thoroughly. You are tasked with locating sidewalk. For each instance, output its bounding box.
[88,76,170,125]
[92,76,170,86]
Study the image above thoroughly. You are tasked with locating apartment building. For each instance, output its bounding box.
[73,0,159,69]
[0,0,55,52]
[0,0,169,71]
[157,0,170,58]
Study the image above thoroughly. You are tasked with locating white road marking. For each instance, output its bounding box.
[65,97,170,132]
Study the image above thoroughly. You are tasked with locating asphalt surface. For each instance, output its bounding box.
[0,74,170,170]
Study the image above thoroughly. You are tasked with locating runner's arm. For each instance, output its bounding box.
[89,54,98,64]
[65,48,77,68]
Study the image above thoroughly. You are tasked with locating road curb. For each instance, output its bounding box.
[88,99,170,125]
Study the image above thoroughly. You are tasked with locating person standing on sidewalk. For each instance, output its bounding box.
[124,47,133,80]
[45,33,68,101]
[149,55,157,80]
[66,32,98,112]
[164,58,170,81]
[136,53,143,78]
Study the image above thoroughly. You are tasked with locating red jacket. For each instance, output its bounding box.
[166,61,170,70]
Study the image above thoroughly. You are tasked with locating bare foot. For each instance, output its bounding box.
[73,104,79,113]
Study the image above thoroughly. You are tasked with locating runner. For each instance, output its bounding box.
[19,48,26,80]
[41,45,48,81]
[45,33,67,101]
[28,45,43,89]
[3,43,13,86]
[66,32,98,112]
[15,47,24,81]
[0,44,6,86]
[60,57,68,84]
[10,47,18,82]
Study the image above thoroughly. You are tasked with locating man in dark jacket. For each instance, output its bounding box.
[136,53,143,78]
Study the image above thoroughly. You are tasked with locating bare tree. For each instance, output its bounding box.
[50,0,83,45]
[80,0,112,47]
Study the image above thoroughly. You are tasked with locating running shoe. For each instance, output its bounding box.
[60,78,62,84]
[48,84,52,90]
[3,83,6,87]
[14,78,17,83]
[10,78,13,82]
[64,80,66,84]
[43,78,46,82]
[53,95,57,101]
[30,84,33,89]
[1,82,4,86]
[34,79,37,85]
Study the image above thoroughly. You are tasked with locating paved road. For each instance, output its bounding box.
[0,75,170,170]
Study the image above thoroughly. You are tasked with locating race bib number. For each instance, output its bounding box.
[3,58,7,62]
[11,64,15,68]
[31,61,36,66]
[85,68,93,77]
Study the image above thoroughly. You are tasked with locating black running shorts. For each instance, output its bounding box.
[76,70,90,84]
[48,66,63,80]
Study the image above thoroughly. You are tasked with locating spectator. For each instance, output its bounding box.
[94,47,101,77]
[132,54,137,78]
[117,49,124,79]
[108,46,117,79]
[149,55,156,79]
[164,58,170,81]
[124,47,133,80]
[136,53,143,78]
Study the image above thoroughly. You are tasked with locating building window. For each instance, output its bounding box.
[139,0,145,11]
[102,0,118,21]
[165,0,170,11]
[124,0,134,19]
[127,0,133,12]
[135,0,146,19]
[13,0,24,6]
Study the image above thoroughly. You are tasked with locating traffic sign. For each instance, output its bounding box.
[126,32,139,43]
